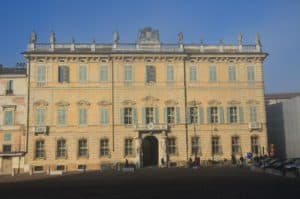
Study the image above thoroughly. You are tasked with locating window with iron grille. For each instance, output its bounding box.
[167,138,177,155]
[231,136,241,154]
[35,140,45,158]
[191,136,200,155]
[125,138,133,156]
[78,139,88,157]
[210,107,218,123]
[56,139,67,158]
[212,136,221,155]
[251,136,259,155]
[100,139,109,156]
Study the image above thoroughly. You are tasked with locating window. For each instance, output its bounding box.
[3,145,11,153]
[167,138,177,155]
[146,107,154,124]
[78,65,87,82]
[56,165,65,171]
[100,139,109,156]
[6,80,13,94]
[166,65,174,81]
[4,110,13,125]
[212,136,221,155]
[100,65,108,82]
[189,106,198,123]
[251,136,259,155]
[146,65,156,83]
[4,132,11,141]
[124,65,132,82]
[37,65,46,85]
[229,107,237,123]
[58,66,69,83]
[167,107,175,124]
[209,66,217,81]
[228,66,236,81]
[79,108,87,125]
[247,66,255,81]
[78,139,88,157]
[56,139,67,158]
[35,140,45,159]
[124,107,133,125]
[191,136,200,155]
[210,107,218,123]
[231,136,241,154]
[100,107,109,124]
[125,138,133,156]
[249,106,257,122]
[189,66,197,81]
[57,108,66,125]
[36,108,45,125]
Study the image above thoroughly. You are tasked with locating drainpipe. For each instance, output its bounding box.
[183,55,189,161]
[111,56,115,151]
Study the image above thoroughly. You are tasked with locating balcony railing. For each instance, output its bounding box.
[248,122,262,131]
[34,126,49,135]
[5,89,13,95]
[134,123,168,131]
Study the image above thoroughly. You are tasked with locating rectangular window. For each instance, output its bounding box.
[3,145,12,153]
[79,108,87,125]
[35,140,45,159]
[167,107,175,124]
[57,108,66,125]
[189,66,197,81]
[100,65,108,82]
[4,132,11,141]
[146,107,154,124]
[4,110,13,125]
[249,106,257,122]
[210,107,218,123]
[232,136,241,154]
[37,65,46,82]
[251,136,259,155]
[190,107,198,123]
[166,65,174,81]
[58,66,69,83]
[78,139,88,157]
[78,65,87,82]
[247,66,255,81]
[209,66,217,82]
[125,138,133,156]
[146,65,156,83]
[229,107,237,123]
[212,136,221,155]
[124,108,133,125]
[36,108,45,125]
[6,80,14,94]
[191,136,200,155]
[56,139,66,158]
[124,65,132,82]
[167,138,177,155]
[228,66,236,81]
[100,107,109,124]
[100,139,109,156]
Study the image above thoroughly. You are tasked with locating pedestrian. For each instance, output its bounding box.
[239,156,244,168]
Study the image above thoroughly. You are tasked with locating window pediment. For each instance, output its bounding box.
[122,100,136,106]
[2,105,17,111]
[164,99,179,106]
[208,99,221,106]
[77,100,90,106]
[33,100,49,107]
[227,100,241,105]
[97,100,112,106]
[246,100,260,105]
[187,100,201,106]
[55,101,70,107]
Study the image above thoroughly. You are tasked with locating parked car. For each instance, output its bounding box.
[258,157,272,167]
[261,158,280,169]
[285,159,300,170]
[273,159,295,171]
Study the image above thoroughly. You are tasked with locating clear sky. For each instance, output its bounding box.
[0,0,299,93]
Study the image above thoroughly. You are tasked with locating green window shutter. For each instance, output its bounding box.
[119,108,124,124]
[100,66,108,81]
[4,132,11,141]
[247,66,255,81]
[176,107,180,124]
[239,107,244,123]
[63,66,70,82]
[207,107,211,124]
[4,111,13,125]
[167,65,174,81]
[125,65,132,81]
[142,107,146,124]
[186,107,191,124]
[164,107,168,123]
[36,109,45,125]
[199,106,204,124]
[104,108,108,124]
[155,107,159,124]
[132,108,137,125]
[79,108,87,124]
[227,107,231,123]
[219,107,224,123]
[38,66,45,82]
[79,66,87,82]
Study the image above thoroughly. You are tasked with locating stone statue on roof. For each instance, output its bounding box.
[30,32,37,44]
[113,31,119,43]
[255,32,261,46]
[50,31,56,44]
[238,33,243,45]
[178,32,183,44]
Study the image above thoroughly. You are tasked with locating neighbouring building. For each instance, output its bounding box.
[23,27,268,173]
[266,92,300,159]
[0,64,27,175]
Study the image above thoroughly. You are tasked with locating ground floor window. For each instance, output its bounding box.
[212,136,221,155]
[191,136,200,155]
[2,144,11,153]
[167,138,177,155]
[231,136,241,154]
[78,139,88,157]
[125,138,133,156]
[35,140,45,159]
[100,139,109,156]
[251,136,259,155]
[56,139,67,158]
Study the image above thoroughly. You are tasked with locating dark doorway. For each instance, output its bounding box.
[142,136,158,167]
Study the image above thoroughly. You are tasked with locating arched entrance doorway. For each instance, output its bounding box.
[142,136,158,167]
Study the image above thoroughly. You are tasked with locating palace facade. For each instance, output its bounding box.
[23,27,268,173]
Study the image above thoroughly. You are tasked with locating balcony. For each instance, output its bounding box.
[134,123,168,132]
[248,122,262,131]
[34,126,49,135]
[5,89,13,95]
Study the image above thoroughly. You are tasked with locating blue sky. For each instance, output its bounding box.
[0,0,299,93]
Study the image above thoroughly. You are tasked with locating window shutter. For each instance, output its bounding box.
[186,107,191,124]
[104,108,108,124]
[58,66,63,82]
[239,107,244,123]
[199,106,204,124]
[132,108,137,125]
[164,107,167,123]
[227,107,231,123]
[219,107,224,123]
[207,107,211,124]
[5,111,13,125]
[119,108,124,124]
[167,65,174,81]
[142,107,146,124]
[176,107,180,124]
[155,107,159,124]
